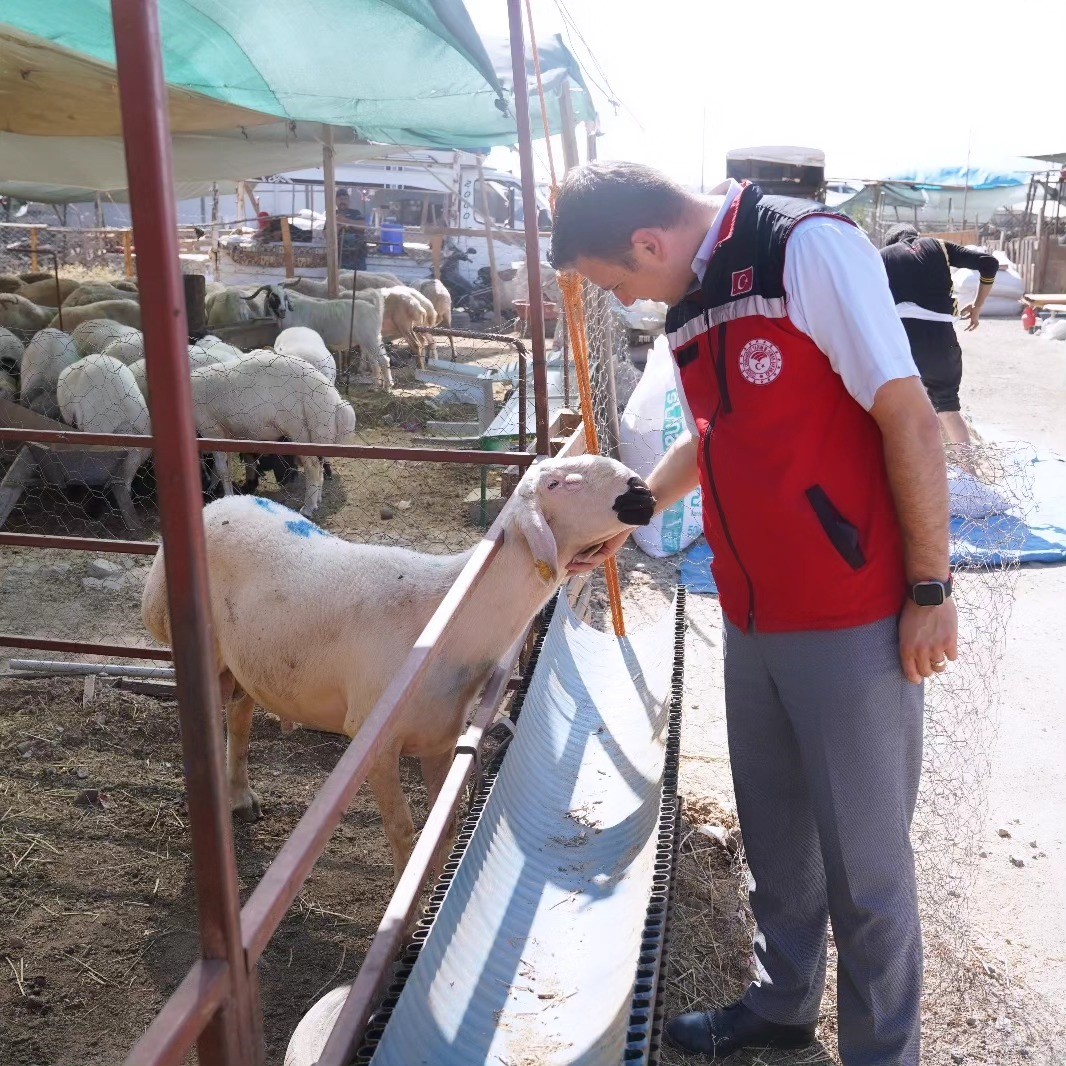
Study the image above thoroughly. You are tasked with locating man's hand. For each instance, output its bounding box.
[566,528,632,575]
[959,303,981,331]
[898,598,958,683]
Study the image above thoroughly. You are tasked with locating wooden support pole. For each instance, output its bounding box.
[558,77,580,173]
[508,0,550,455]
[209,181,221,283]
[586,122,598,163]
[29,228,38,273]
[323,125,340,300]
[280,216,295,279]
[123,231,134,277]
[475,154,504,323]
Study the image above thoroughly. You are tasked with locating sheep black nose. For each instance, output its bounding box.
[613,476,655,526]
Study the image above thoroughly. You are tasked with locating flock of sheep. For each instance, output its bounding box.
[0,268,453,517]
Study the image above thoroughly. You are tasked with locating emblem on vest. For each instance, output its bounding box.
[731,266,754,297]
[738,338,783,385]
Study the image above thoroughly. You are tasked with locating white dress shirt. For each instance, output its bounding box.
[688,186,919,412]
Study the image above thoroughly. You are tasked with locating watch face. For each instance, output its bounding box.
[913,582,946,607]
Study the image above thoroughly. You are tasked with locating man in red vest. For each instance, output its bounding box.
[551,162,956,1065]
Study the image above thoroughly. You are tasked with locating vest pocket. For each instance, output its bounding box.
[805,485,867,570]
[674,341,700,369]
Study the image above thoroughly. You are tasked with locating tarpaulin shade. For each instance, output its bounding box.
[0,1,508,144]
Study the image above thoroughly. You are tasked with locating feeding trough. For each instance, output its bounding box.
[0,399,145,531]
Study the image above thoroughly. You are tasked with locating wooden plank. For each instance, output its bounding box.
[323,126,340,299]
[279,216,295,279]
[475,155,503,322]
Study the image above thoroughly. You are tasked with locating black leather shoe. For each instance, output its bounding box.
[664,1000,816,1059]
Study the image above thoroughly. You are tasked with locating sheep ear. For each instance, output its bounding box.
[513,492,558,585]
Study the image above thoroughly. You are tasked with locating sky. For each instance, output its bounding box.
[465,0,1062,188]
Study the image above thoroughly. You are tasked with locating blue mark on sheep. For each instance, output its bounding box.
[253,497,278,513]
[285,518,327,539]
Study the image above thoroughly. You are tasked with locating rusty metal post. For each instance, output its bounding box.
[109,2,262,1064]
[507,0,550,455]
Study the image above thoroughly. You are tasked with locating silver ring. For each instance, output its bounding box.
[932,660,946,668]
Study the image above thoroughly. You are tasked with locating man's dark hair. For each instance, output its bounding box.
[548,161,692,269]
[883,224,920,248]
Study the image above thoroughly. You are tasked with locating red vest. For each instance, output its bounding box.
[666,185,906,632]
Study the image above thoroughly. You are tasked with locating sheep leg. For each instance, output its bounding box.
[367,750,416,882]
[224,682,261,819]
[402,328,426,371]
[299,455,324,517]
[420,749,458,876]
[374,346,393,392]
[213,451,234,496]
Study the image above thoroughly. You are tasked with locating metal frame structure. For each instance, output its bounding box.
[0,1,558,1062]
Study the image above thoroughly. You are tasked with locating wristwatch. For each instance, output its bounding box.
[910,574,953,607]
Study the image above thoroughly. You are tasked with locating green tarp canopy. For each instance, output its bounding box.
[0,4,600,201]
[0,0,509,145]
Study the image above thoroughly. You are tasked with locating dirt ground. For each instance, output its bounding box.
[0,676,421,1066]
[0,317,1062,1064]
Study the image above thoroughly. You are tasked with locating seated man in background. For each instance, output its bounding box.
[336,188,368,273]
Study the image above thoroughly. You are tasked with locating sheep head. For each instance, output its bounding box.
[511,455,655,585]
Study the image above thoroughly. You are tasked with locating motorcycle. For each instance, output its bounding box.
[437,246,495,323]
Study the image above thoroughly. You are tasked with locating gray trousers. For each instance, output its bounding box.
[723,615,923,1066]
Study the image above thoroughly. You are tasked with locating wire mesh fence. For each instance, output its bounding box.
[570,430,1051,1062]
[1,222,137,282]
[0,271,543,674]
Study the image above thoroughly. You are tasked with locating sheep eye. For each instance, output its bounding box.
[546,478,560,490]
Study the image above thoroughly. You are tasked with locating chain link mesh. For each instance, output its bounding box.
[0,267,539,672]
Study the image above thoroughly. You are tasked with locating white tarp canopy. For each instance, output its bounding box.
[0,124,388,204]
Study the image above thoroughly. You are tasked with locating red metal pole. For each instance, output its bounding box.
[109,2,261,1064]
[507,0,551,455]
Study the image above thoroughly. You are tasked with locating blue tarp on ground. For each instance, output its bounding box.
[679,456,1066,597]
[951,456,1066,568]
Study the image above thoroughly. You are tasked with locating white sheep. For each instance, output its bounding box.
[0,293,56,337]
[188,351,357,515]
[279,277,351,300]
[419,278,452,329]
[264,286,392,391]
[15,277,82,305]
[62,283,140,308]
[353,285,434,369]
[339,269,401,290]
[0,326,25,373]
[191,334,246,365]
[71,320,142,357]
[47,300,141,332]
[121,341,231,401]
[140,454,654,879]
[205,286,269,328]
[19,329,81,418]
[273,326,337,384]
[57,354,152,496]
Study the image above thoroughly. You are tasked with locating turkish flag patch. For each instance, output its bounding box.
[731,267,754,297]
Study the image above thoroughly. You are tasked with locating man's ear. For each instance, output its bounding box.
[630,228,667,263]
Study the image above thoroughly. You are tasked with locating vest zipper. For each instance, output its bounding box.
[713,321,732,413]
[703,320,756,630]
